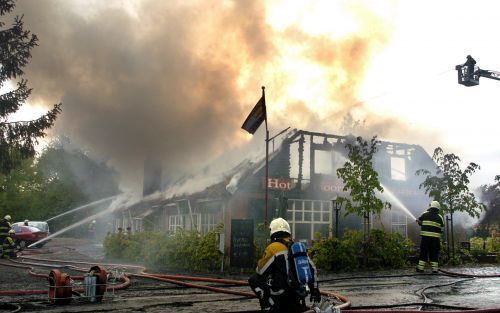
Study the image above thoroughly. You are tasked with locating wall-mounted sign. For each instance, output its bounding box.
[262,178,294,190]
[320,182,344,193]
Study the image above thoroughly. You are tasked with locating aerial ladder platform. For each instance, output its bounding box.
[456,55,500,86]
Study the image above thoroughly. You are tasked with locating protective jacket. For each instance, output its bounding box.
[417,206,444,272]
[256,239,291,296]
[0,218,11,239]
[250,237,318,313]
[417,207,444,238]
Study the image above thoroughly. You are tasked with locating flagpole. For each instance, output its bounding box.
[263,86,269,226]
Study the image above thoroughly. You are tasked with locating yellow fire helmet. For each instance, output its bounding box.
[429,201,441,210]
[269,218,291,236]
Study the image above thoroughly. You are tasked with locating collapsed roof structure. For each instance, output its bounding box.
[113,129,436,250]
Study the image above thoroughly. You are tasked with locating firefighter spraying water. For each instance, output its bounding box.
[456,55,500,86]
[416,201,445,273]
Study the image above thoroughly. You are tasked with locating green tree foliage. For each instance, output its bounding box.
[416,147,485,258]
[0,0,61,174]
[37,137,120,201]
[0,137,120,228]
[416,147,485,218]
[336,136,390,236]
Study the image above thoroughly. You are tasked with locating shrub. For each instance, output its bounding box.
[485,236,500,253]
[470,237,484,253]
[310,236,359,271]
[311,229,414,272]
[103,225,223,271]
[365,229,415,268]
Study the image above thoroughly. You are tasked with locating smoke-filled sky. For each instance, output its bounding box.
[8,0,500,192]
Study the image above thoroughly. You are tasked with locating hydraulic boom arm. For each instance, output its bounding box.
[477,69,500,81]
[456,55,500,86]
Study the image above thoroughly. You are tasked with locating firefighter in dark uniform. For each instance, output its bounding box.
[464,55,476,77]
[0,215,12,243]
[248,218,320,313]
[416,201,444,273]
[2,229,17,259]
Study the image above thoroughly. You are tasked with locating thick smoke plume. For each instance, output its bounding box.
[15,0,404,191]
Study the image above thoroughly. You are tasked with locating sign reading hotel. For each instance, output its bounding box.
[263,178,294,190]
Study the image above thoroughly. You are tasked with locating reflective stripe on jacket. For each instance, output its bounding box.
[257,241,289,275]
[418,208,444,237]
[256,239,291,297]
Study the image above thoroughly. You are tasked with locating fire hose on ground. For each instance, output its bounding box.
[5,255,500,313]
[11,255,352,309]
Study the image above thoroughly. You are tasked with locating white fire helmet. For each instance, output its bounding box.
[429,201,441,210]
[269,218,291,237]
[4,215,11,221]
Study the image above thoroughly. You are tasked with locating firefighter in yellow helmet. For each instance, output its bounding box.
[0,215,12,243]
[2,229,17,259]
[416,201,444,273]
[248,218,320,313]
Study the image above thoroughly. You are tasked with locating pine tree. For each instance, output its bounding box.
[0,0,61,174]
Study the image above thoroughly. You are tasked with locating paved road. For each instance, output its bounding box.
[0,238,499,312]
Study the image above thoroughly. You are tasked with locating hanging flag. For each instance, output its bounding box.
[241,94,266,134]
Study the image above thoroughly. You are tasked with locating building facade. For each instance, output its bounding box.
[114,129,436,256]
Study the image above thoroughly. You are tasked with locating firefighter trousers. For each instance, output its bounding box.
[418,236,440,272]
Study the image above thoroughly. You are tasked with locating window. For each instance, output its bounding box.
[196,200,222,234]
[201,213,217,234]
[391,212,407,238]
[390,157,406,181]
[132,219,142,232]
[169,213,217,233]
[315,150,332,174]
[169,215,184,232]
[288,199,332,240]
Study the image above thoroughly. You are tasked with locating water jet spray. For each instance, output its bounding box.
[29,195,131,248]
[45,195,120,222]
[379,183,417,220]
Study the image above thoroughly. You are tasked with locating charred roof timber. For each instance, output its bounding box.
[284,130,435,194]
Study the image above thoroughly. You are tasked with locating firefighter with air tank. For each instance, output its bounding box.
[416,201,444,273]
[0,215,12,240]
[1,229,17,259]
[249,218,320,313]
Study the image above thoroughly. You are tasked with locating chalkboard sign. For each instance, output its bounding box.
[230,219,254,268]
